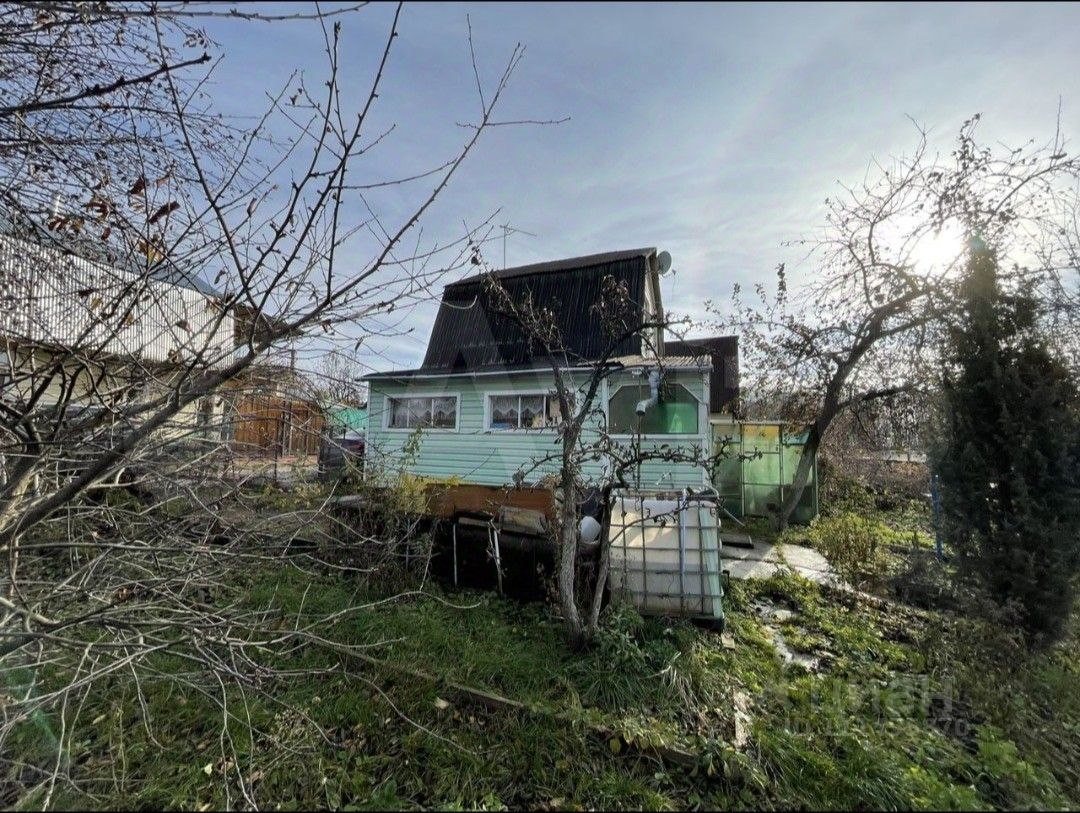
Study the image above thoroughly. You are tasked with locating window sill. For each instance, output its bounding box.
[608,433,704,440]
[382,426,459,433]
[484,427,560,433]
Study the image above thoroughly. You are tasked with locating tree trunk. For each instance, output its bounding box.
[777,426,821,529]
[555,408,586,647]
[585,484,614,638]
[557,482,584,648]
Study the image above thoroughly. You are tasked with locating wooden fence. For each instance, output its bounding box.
[230,395,324,457]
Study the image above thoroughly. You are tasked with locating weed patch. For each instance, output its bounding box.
[7,549,1079,810]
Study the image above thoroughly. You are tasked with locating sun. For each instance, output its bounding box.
[909,220,968,276]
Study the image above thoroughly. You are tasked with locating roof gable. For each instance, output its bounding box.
[420,248,657,373]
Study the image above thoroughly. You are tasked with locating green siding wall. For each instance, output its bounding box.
[366,368,711,490]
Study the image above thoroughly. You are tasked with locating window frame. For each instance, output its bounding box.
[382,392,460,433]
[606,379,704,439]
[483,390,565,432]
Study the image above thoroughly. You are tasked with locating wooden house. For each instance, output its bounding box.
[363,248,716,491]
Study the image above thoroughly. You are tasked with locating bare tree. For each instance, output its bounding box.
[716,116,1080,527]
[312,349,368,406]
[0,2,544,804]
[477,252,721,648]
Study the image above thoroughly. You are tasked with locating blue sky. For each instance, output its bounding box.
[202,2,1080,372]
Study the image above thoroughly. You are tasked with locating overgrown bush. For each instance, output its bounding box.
[889,549,959,611]
[805,512,889,585]
[325,429,444,588]
[568,603,720,714]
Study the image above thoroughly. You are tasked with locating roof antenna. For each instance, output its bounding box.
[499,223,537,269]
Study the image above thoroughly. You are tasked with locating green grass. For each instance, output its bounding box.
[7,506,1080,810]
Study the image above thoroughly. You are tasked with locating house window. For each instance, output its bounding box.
[387,395,457,429]
[487,393,564,430]
[608,380,699,435]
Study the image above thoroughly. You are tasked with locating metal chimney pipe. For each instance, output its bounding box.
[635,369,661,416]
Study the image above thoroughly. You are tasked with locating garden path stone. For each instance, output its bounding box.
[721,539,836,584]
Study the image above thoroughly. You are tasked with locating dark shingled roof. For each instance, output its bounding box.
[361,359,600,382]
[416,248,657,373]
[447,247,656,288]
[664,335,739,414]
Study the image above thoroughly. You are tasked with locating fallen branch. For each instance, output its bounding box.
[343,650,702,767]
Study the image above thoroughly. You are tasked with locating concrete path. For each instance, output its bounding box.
[721,539,835,584]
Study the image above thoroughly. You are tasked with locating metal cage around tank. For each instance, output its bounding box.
[607,489,725,625]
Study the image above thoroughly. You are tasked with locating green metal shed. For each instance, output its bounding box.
[326,405,368,435]
[710,419,819,524]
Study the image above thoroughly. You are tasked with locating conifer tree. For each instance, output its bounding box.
[932,237,1080,644]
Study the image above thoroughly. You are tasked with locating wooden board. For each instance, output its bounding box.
[423,483,555,522]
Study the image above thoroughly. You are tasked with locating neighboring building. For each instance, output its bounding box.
[220,360,326,458]
[325,401,368,437]
[0,212,236,439]
[363,248,714,490]
[0,214,234,364]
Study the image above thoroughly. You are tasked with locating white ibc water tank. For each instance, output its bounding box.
[607,490,724,622]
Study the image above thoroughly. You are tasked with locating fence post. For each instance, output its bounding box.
[930,472,943,561]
